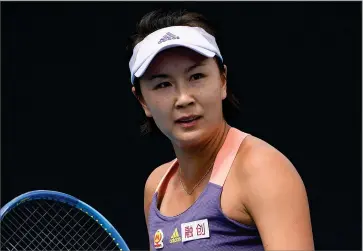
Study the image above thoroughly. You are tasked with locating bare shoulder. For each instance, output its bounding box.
[144,160,174,198]
[236,134,301,183]
[143,161,174,250]
[235,135,314,250]
[143,160,175,218]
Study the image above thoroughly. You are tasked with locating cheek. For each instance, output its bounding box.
[146,95,173,119]
[147,96,176,136]
[198,83,224,107]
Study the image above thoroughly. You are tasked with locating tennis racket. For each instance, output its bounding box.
[0,190,130,251]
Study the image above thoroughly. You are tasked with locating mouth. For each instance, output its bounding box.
[175,115,201,123]
[175,115,202,128]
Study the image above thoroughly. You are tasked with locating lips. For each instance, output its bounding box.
[175,115,201,123]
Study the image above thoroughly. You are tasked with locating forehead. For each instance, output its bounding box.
[143,47,212,75]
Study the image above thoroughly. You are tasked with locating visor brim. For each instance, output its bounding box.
[133,42,216,82]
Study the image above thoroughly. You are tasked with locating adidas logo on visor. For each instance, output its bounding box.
[158,32,180,44]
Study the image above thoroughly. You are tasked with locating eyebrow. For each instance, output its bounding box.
[185,62,206,73]
[148,62,206,81]
[148,74,169,81]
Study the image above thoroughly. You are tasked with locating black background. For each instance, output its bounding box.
[1,2,362,250]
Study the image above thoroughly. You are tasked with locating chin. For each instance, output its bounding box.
[169,127,207,148]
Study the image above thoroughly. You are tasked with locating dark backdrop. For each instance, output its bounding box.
[1,2,362,250]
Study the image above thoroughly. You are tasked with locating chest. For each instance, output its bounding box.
[157,168,254,226]
[149,181,261,251]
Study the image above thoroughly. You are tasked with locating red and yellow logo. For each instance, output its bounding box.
[154,229,164,249]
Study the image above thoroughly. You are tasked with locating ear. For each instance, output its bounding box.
[221,64,227,100]
[132,86,152,117]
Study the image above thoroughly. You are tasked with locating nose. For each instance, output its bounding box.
[175,86,195,109]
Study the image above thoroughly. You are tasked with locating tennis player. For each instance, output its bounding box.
[128,10,314,251]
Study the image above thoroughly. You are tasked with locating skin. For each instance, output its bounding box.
[132,47,314,250]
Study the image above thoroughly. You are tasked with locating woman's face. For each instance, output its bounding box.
[135,47,227,147]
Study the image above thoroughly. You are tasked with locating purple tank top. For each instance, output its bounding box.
[148,128,264,251]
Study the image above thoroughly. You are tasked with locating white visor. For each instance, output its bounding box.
[129,26,223,84]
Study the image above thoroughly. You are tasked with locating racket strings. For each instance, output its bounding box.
[2,200,76,251]
[1,200,120,250]
[3,210,41,250]
[28,200,80,250]
[2,201,56,251]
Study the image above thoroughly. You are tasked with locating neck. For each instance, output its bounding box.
[172,122,231,189]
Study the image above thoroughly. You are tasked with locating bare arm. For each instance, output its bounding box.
[239,139,314,250]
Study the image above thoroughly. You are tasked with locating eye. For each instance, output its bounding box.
[190,73,205,81]
[154,82,171,90]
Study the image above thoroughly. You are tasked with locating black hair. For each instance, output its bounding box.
[127,9,240,135]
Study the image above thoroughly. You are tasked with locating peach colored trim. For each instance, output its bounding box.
[155,159,178,193]
[154,128,248,192]
[210,128,248,186]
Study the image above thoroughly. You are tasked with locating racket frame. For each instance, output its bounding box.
[1,190,130,251]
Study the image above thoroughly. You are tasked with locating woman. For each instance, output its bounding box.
[128,9,314,251]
